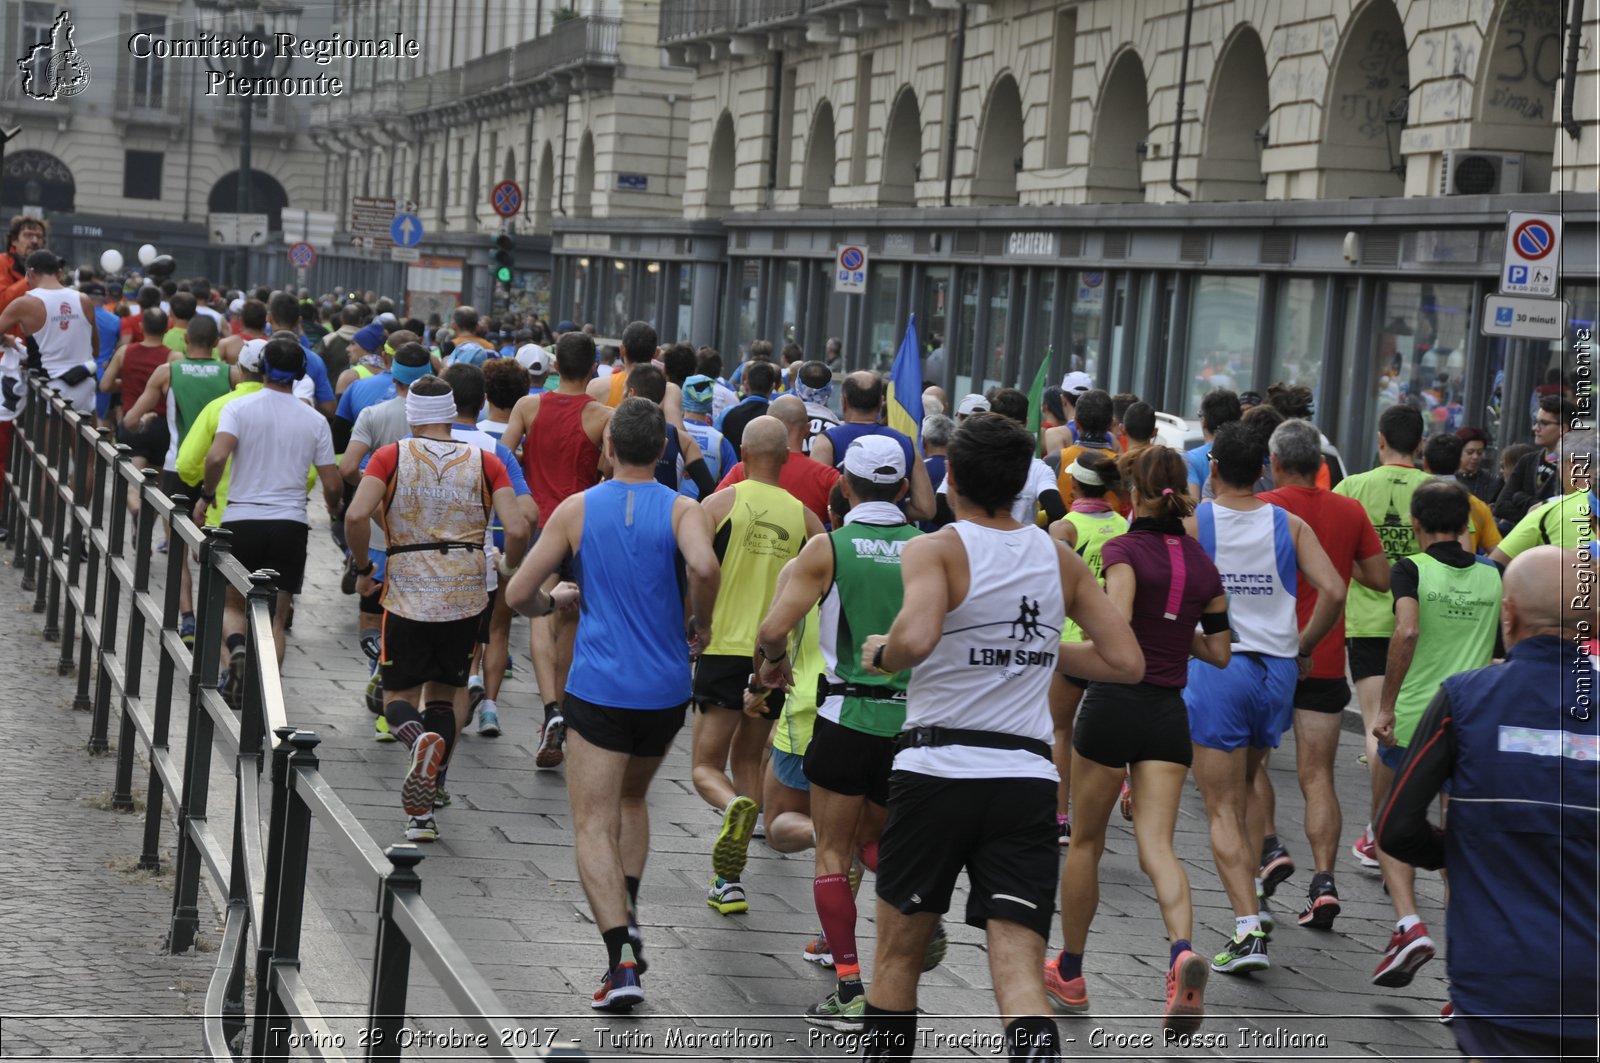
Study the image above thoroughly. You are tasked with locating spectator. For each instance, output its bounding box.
[1494,394,1573,527]
[1187,388,1243,501]
[1452,426,1499,504]
[1420,433,1500,556]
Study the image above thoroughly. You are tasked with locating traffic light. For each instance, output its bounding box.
[493,233,513,285]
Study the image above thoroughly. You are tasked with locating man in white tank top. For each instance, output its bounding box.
[1183,422,1345,975]
[855,413,1143,1063]
[0,250,99,413]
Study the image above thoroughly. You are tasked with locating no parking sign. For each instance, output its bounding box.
[1499,210,1561,298]
[835,244,867,294]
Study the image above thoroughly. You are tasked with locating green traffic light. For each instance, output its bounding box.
[495,266,512,283]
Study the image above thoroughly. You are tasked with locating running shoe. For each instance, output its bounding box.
[535,710,566,769]
[712,795,759,882]
[804,988,864,1032]
[1297,879,1341,930]
[477,704,501,737]
[1351,828,1380,869]
[592,960,643,1013]
[365,673,385,719]
[433,786,451,809]
[922,919,948,972]
[1119,775,1134,820]
[1372,923,1435,987]
[1211,931,1269,974]
[1258,841,1295,897]
[1164,949,1208,1035]
[706,876,748,915]
[801,934,834,967]
[751,813,766,840]
[1057,813,1072,846]
[360,633,383,663]
[179,612,196,648]
[405,815,438,842]
[220,649,246,712]
[1042,959,1089,1013]
[341,556,358,595]
[1439,1002,1454,1024]
[1256,893,1276,936]
[401,732,445,817]
[373,714,395,743]
[467,678,485,725]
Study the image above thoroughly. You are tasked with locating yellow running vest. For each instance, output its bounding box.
[705,479,808,657]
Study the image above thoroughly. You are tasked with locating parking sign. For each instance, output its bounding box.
[1499,211,1561,298]
[835,245,868,294]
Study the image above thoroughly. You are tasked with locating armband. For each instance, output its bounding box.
[1199,610,1230,635]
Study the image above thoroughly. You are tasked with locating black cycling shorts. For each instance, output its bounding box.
[563,694,687,759]
[694,653,785,720]
[1073,681,1193,768]
[117,417,169,466]
[380,611,478,691]
[223,519,310,595]
[1294,676,1353,714]
[804,714,896,806]
[1346,637,1390,683]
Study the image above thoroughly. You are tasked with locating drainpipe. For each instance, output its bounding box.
[1562,0,1586,140]
[942,3,967,207]
[766,48,785,209]
[1169,0,1195,199]
[557,95,571,215]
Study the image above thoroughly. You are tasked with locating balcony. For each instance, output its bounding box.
[660,0,941,58]
[114,85,185,132]
[509,15,620,96]
[211,95,306,141]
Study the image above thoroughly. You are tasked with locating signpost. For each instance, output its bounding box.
[280,208,338,249]
[834,244,867,294]
[1499,210,1561,298]
[390,213,423,248]
[207,212,270,246]
[287,241,316,269]
[491,180,523,218]
[1481,294,1568,341]
[350,195,405,250]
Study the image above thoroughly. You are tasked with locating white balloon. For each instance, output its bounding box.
[137,243,158,266]
[99,249,124,273]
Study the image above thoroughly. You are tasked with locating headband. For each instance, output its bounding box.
[406,390,458,426]
[1065,458,1103,486]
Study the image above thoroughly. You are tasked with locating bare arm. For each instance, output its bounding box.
[506,494,583,616]
[99,347,125,394]
[810,432,835,469]
[1374,597,1419,747]
[863,534,952,672]
[338,438,371,485]
[490,485,530,562]
[1055,541,1145,684]
[498,394,537,454]
[81,294,99,356]
[674,496,721,650]
[317,463,342,518]
[903,452,935,522]
[754,536,833,689]
[1050,518,1079,549]
[1353,550,1391,592]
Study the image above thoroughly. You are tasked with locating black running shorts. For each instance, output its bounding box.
[1346,637,1390,682]
[1294,676,1353,714]
[694,653,785,720]
[804,714,896,806]
[117,417,169,466]
[563,694,687,759]
[1073,681,1193,768]
[875,771,1057,939]
[159,468,191,502]
[222,518,310,595]
[380,611,478,691]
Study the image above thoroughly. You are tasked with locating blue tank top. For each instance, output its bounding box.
[654,425,683,490]
[566,479,691,709]
[820,422,916,473]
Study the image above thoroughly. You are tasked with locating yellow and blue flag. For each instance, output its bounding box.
[885,314,924,444]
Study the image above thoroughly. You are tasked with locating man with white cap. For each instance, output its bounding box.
[516,342,552,394]
[955,394,990,421]
[344,374,526,842]
[1043,371,1094,453]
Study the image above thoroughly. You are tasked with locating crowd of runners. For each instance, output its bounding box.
[0,213,1594,1063]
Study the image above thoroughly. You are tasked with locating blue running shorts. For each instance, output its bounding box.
[1184,652,1298,752]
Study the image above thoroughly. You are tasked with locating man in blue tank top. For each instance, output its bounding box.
[810,371,937,522]
[507,398,721,1015]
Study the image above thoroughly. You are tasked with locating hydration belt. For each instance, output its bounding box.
[893,724,1052,761]
[384,540,483,556]
[818,679,908,703]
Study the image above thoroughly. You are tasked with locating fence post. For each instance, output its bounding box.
[138,473,176,867]
[365,844,425,1063]
[36,390,60,623]
[58,419,97,677]
[75,434,115,710]
[239,571,279,762]
[257,729,321,1061]
[18,376,42,591]
[87,441,133,752]
[249,725,297,1057]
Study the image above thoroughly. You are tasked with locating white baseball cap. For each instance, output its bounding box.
[376,311,398,326]
[237,337,267,373]
[227,297,245,315]
[1061,371,1094,396]
[956,393,990,418]
[843,435,907,484]
[515,343,548,373]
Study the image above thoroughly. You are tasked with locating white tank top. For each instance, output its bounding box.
[1194,501,1300,658]
[898,521,1064,782]
[28,286,92,376]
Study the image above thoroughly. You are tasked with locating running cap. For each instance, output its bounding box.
[406,388,457,426]
[391,344,432,387]
[1060,371,1093,396]
[227,297,245,315]
[353,322,386,353]
[956,393,990,418]
[843,435,906,484]
[683,374,716,414]
[515,343,548,373]
[236,337,268,373]
[554,319,577,334]
[376,311,398,326]
[1065,457,1104,486]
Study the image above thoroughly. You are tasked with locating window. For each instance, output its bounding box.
[1184,275,1261,416]
[1068,271,1105,381]
[954,267,980,398]
[606,259,631,336]
[867,263,900,371]
[132,13,165,108]
[20,3,54,93]
[1361,281,1474,450]
[1270,278,1328,395]
[122,150,162,200]
[983,271,1011,395]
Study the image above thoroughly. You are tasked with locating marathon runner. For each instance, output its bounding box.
[621,363,716,497]
[811,371,935,522]
[679,374,737,498]
[505,396,719,1013]
[716,394,839,528]
[793,360,839,453]
[0,250,99,413]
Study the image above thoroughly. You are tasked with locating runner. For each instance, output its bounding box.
[589,320,684,422]
[100,307,173,515]
[344,374,526,842]
[695,416,824,914]
[679,374,737,499]
[793,360,840,452]
[856,412,1143,1063]
[811,371,935,521]
[1257,419,1389,930]
[1333,404,1433,868]
[267,291,335,415]
[1047,444,1228,1032]
[1185,389,1243,502]
[479,358,531,446]
[716,360,777,456]
[940,388,1065,524]
[501,331,614,768]
[1369,480,1501,989]
[1493,394,1573,526]
[0,250,99,413]
[1491,433,1595,561]
[752,435,925,1032]
[622,363,716,497]
[505,397,720,1013]
[1052,390,1123,512]
[214,299,269,368]
[1185,422,1344,974]
[1419,433,1500,555]
[716,394,839,528]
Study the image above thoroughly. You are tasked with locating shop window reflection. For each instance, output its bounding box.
[1184,276,1260,416]
[1270,278,1328,400]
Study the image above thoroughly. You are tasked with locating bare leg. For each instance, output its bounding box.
[1353,675,1385,819]
[1049,676,1083,818]
[690,707,742,811]
[864,902,938,1012]
[761,760,813,854]
[1057,754,1124,954]
[730,715,776,808]
[1127,759,1195,944]
[1247,750,1276,862]
[564,730,637,933]
[986,919,1050,1026]
[1190,744,1259,918]
[1294,709,1344,872]
[483,592,513,701]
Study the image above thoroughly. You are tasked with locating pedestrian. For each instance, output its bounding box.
[811,371,936,522]
[1420,432,1500,555]
[715,394,839,528]
[1047,444,1229,1032]
[1493,395,1573,527]
[695,416,823,914]
[1452,426,1500,504]
[1491,433,1597,562]
[0,250,99,413]
[343,374,527,842]
[505,397,720,1013]
[855,411,1142,1063]
[1376,546,1597,1060]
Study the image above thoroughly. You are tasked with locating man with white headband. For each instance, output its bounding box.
[343,374,527,843]
[794,360,839,454]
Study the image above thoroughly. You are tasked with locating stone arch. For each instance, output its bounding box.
[1320,0,1409,197]
[1197,26,1269,201]
[1,149,75,213]
[1472,0,1560,190]
[208,169,288,230]
[706,110,737,214]
[573,131,595,218]
[972,73,1023,205]
[880,86,921,207]
[1086,48,1149,203]
[799,102,834,208]
[536,141,555,230]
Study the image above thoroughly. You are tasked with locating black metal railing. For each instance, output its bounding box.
[3,373,583,1061]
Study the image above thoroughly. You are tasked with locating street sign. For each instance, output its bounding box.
[208,212,270,246]
[390,246,420,263]
[491,180,523,218]
[287,241,316,268]
[834,244,867,294]
[1500,210,1562,298]
[350,196,402,242]
[390,213,423,248]
[280,208,338,249]
[1481,294,1568,341]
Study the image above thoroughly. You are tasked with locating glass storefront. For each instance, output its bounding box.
[1271,278,1329,395]
[1184,275,1260,415]
[868,263,901,372]
[983,271,1011,395]
[1362,280,1475,447]
[733,260,761,359]
[780,261,800,345]
[675,264,695,343]
[955,268,980,398]
[569,258,590,326]
[638,261,661,330]
[1069,271,1105,380]
[605,260,632,336]
[921,267,951,384]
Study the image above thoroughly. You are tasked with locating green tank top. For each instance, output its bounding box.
[772,604,822,755]
[1333,464,1434,637]
[705,479,809,657]
[819,519,922,737]
[169,358,232,442]
[1059,509,1128,643]
[1393,552,1501,746]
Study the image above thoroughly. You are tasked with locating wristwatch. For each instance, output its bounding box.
[352,558,375,576]
[872,643,888,671]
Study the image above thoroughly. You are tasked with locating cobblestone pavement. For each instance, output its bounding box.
[3,507,1457,1061]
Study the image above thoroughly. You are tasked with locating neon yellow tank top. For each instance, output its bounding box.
[705,479,809,657]
[1059,509,1128,643]
[773,604,822,755]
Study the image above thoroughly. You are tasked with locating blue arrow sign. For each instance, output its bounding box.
[391,213,423,247]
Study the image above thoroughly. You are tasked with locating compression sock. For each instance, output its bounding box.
[385,699,425,748]
[1056,950,1083,981]
[814,874,859,981]
[1170,939,1192,966]
[858,839,879,873]
[861,1004,916,1062]
[423,700,458,763]
[225,633,246,655]
[601,925,630,972]
[1005,1016,1061,1062]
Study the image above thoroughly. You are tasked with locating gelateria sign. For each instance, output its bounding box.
[1005,231,1058,258]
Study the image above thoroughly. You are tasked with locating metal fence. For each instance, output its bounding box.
[2,374,583,1062]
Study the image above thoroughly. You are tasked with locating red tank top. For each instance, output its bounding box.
[525,391,601,528]
[120,342,171,410]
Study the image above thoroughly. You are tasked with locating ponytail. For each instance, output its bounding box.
[1126,446,1195,523]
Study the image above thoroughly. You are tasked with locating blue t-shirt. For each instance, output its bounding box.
[94,307,120,417]
[682,420,736,500]
[819,422,916,473]
[1186,441,1213,488]
[336,371,396,424]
